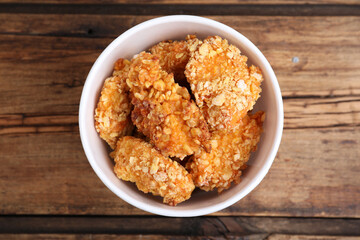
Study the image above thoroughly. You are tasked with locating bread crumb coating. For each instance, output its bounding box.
[95,59,133,149]
[186,111,265,192]
[185,36,263,131]
[112,136,195,206]
[127,52,210,159]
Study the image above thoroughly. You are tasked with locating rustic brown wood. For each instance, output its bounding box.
[0,127,359,216]
[1,3,360,239]
[0,235,263,240]
[0,15,359,116]
[0,234,358,240]
[0,216,359,236]
[0,13,359,217]
[0,114,78,135]
[1,3,359,16]
[284,96,360,129]
[1,93,360,133]
[0,234,267,240]
[268,235,360,240]
[0,0,359,5]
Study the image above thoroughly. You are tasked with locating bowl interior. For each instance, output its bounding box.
[79,16,283,217]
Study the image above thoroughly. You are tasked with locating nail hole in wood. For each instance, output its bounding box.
[292,57,299,63]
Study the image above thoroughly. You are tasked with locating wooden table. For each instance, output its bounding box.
[1,1,359,239]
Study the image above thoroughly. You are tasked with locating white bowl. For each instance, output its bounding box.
[79,15,283,217]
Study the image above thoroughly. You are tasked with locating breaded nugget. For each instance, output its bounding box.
[149,35,202,80]
[112,136,195,206]
[94,59,133,149]
[186,111,265,192]
[149,40,189,81]
[185,36,263,131]
[127,51,210,159]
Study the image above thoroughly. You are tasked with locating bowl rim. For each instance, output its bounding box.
[79,15,284,217]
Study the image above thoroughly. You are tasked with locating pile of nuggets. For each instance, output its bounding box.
[95,35,265,206]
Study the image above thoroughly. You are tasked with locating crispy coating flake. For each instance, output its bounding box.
[149,35,202,82]
[186,111,265,193]
[127,51,210,159]
[94,59,133,149]
[112,136,195,206]
[185,36,263,131]
[149,40,188,81]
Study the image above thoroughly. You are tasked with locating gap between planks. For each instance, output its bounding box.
[1,92,360,133]
[0,3,360,16]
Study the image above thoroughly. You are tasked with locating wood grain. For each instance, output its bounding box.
[0,15,359,115]
[284,96,360,129]
[268,235,360,240]
[0,234,267,240]
[0,3,359,16]
[1,93,359,133]
[0,12,359,219]
[0,234,358,240]
[0,127,359,216]
[0,216,359,236]
[1,0,359,5]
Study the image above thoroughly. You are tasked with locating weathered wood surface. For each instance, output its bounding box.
[0,8,359,220]
[0,216,359,236]
[0,235,359,240]
[268,235,360,240]
[1,0,360,4]
[1,4,360,17]
[1,15,359,114]
[1,128,359,216]
[0,234,267,240]
[0,234,358,240]
[3,5,360,17]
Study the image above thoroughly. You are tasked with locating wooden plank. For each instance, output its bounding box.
[0,34,108,114]
[0,2,360,16]
[1,93,360,133]
[0,3,359,16]
[1,93,360,135]
[284,96,360,129]
[1,1,360,4]
[0,127,359,217]
[0,216,359,236]
[0,12,359,219]
[0,234,358,240]
[268,235,360,240]
[0,234,267,240]
[0,15,359,116]
[226,127,360,217]
[0,114,77,126]
[0,132,143,215]
[0,235,267,240]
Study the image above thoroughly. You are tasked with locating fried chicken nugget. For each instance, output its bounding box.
[185,36,263,131]
[94,59,133,149]
[127,52,210,159]
[149,35,202,82]
[112,136,195,206]
[186,111,265,192]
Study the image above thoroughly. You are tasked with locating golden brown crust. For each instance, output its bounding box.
[112,136,195,206]
[149,35,202,81]
[149,40,189,81]
[149,35,202,88]
[127,51,210,159]
[186,111,265,192]
[94,36,266,203]
[185,36,263,131]
[94,59,133,149]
